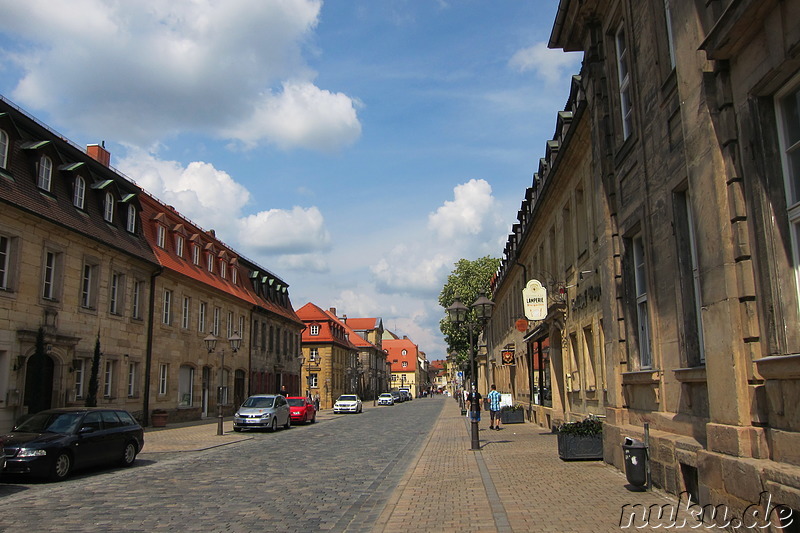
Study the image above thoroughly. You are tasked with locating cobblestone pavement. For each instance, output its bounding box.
[1,397,703,532]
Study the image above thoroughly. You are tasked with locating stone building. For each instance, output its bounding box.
[0,97,159,430]
[296,302,359,409]
[488,75,608,430]
[384,336,420,397]
[344,316,390,399]
[542,0,800,521]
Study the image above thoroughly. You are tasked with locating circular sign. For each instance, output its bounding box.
[515,318,528,332]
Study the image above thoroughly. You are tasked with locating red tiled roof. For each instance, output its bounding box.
[384,337,419,372]
[297,302,358,350]
[324,310,378,350]
[345,317,381,331]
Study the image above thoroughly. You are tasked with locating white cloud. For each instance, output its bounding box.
[508,42,582,85]
[238,206,331,255]
[0,0,361,152]
[428,178,497,241]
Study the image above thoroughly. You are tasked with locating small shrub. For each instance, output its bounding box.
[557,417,603,436]
[501,404,523,412]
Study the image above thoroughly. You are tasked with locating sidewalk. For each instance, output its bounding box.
[374,398,699,533]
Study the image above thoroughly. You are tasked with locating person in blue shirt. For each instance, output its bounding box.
[487,384,502,431]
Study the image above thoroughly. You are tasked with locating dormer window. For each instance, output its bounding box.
[206,253,214,272]
[73,176,85,209]
[401,349,407,356]
[220,260,227,279]
[175,235,185,257]
[192,244,200,265]
[231,268,237,284]
[157,225,166,248]
[37,155,52,191]
[310,325,320,336]
[103,192,114,222]
[126,204,137,233]
[0,129,8,169]
[402,361,408,368]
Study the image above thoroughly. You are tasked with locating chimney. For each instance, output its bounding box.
[342,314,347,323]
[208,229,216,237]
[329,308,336,316]
[87,143,110,167]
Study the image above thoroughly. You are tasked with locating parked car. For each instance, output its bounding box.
[390,390,402,403]
[378,393,395,406]
[234,394,291,432]
[1,407,144,481]
[399,390,413,402]
[0,435,5,472]
[287,396,317,424]
[333,395,363,414]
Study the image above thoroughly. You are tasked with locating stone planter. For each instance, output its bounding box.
[151,410,168,428]
[500,409,525,424]
[557,432,603,461]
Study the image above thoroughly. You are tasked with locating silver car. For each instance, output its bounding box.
[333,394,363,414]
[233,395,291,432]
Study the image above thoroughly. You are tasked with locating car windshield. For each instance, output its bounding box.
[15,412,82,434]
[242,397,274,408]
[338,395,357,402]
[380,394,392,397]
[287,398,305,407]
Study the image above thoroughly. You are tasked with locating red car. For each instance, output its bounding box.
[287,396,317,424]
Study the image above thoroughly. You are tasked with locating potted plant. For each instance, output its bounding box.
[500,404,525,424]
[151,409,168,428]
[556,417,603,460]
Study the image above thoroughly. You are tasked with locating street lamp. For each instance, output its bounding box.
[204,331,242,436]
[447,293,494,451]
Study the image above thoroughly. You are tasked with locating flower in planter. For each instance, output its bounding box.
[500,404,523,412]
[556,417,603,436]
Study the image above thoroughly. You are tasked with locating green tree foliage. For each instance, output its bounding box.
[438,256,501,371]
[85,333,101,407]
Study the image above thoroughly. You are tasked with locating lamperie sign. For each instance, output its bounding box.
[522,279,547,321]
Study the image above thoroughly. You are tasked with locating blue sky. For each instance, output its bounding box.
[0,0,581,357]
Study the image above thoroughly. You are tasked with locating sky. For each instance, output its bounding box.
[0,0,581,359]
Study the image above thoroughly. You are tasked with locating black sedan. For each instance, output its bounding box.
[1,408,144,481]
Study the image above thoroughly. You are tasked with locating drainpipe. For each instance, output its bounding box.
[142,267,163,426]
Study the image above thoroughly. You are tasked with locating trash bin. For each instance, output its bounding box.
[622,437,648,489]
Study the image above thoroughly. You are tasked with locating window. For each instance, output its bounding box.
[583,327,597,390]
[663,0,676,69]
[42,250,61,300]
[220,259,227,279]
[674,190,705,365]
[127,362,137,397]
[213,306,220,336]
[103,360,114,398]
[109,272,123,314]
[310,325,320,336]
[0,235,11,290]
[192,244,200,265]
[207,253,214,273]
[615,23,633,140]
[777,77,800,304]
[37,155,52,191]
[262,323,267,351]
[401,349,407,356]
[199,302,207,332]
[309,373,318,388]
[178,365,194,406]
[402,361,408,368]
[175,235,184,257]
[231,268,238,284]
[562,202,573,269]
[73,176,85,209]
[163,289,172,325]
[632,235,652,368]
[157,225,166,248]
[103,192,114,222]
[80,262,98,309]
[158,364,168,395]
[220,368,229,405]
[126,205,137,233]
[182,296,190,329]
[227,311,233,338]
[132,279,142,319]
[74,359,85,400]
[239,316,245,342]
[576,186,588,255]
[310,348,319,362]
[0,129,7,169]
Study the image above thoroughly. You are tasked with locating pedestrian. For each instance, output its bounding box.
[487,384,502,431]
[279,385,288,397]
[466,385,482,425]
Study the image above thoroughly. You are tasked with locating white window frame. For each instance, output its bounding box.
[74,359,85,400]
[182,296,190,329]
[231,268,238,284]
[176,235,184,257]
[663,0,676,69]
[309,373,318,388]
[239,316,245,342]
[310,325,320,336]
[684,192,705,364]
[179,365,194,407]
[109,272,122,315]
[126,204,137,233]
[103,192,114,222]
[0,235,10,290]
[310,347,319,361]
[127,362,137,398]
[163,289,172,325]
[132,279,142,319]
[103,360,114,398]
[227,311,233,338]
[776,75,800,306]
[37,155,52,191]
[0,129,7,169]
[73,176,85,209]
[199,301,207,332]
[192,244,200,265]
[213,306,220,336]
[80,262,98,309]
[157,225,166,248]
[615,23,633,140]
[158,364,168,395]
[207,253,214,273]
[633,235,652,369]
[42,250,58,300]
[220,260,227,279]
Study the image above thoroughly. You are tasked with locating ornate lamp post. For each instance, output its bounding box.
[204,331,242,436]
[447,293,495,451]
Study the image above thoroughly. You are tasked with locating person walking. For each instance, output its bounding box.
[466,385,482,426]
[487,384,502,431]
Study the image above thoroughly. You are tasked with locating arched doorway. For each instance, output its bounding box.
[23,352,55,414]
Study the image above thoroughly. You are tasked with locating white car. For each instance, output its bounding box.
[333,394,363,414]
[378,393,395,406]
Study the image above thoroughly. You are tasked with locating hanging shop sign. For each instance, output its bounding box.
[501,349,516,366]
[522,279,548,320]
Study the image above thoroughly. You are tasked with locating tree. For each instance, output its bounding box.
[438,256,501,376]
[85,333,101,407]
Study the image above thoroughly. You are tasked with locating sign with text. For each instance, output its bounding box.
[522,279,548,320]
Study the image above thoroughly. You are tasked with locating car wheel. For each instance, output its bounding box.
[284,415,291,430]
[233,427,242,432]
[270,418,278,432]
[121,442,137,467]
[50,451,71,481]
